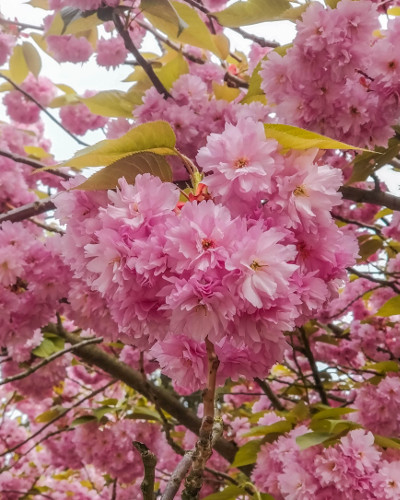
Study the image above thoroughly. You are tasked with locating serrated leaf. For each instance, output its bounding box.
[59,121,176,169]
[36,407,64,423]
[9,45,29,83]
[296,432,332,450]
[264,124,367,151]
[231,439,262,467]
[311,408,357,421]
[243,420,291,437]
[76,152,172,190]
[213,0,291,27]
[376,295,400,317]
[141,0,188,36]
[156,53,189,90]
[202,485,246,500]
[71,415,98,426]
[22,42,42,77]
[80,90,134,118]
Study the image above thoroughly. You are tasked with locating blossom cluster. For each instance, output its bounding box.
[261,0,400,148]
[55,118,357,391]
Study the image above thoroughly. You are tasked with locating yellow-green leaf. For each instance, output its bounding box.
[36,407,64,423]
[76,152,173,190]
[311,408,357,421]
[29,0,49,8]
[202,485,246,500]
[60,121,176,169]
[388,6,400,15]
[80,90,134,118]
[366,361,399,373]
[141,0,188,36]
[213,82,241,102]
[9,45,29,83]
[213,0,291,27]
[243,420,291,437]
[376,295,400,317]
[231,439,262,467]
[240,60,266,104]
[22,42,42,77]
[374,434,400,449]
[264,123,367,151]
[156,53,189,90]
[145,1,225,58]
[357,235,383,262]
[24,145,51,159]
[296,431,332,450]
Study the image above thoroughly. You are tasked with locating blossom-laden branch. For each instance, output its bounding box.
[53,326,239,465]
[113,12,172,99]
[132,441,157,500]
[0,74,89,147]
[0,149,71,180]
[0,336,103,387]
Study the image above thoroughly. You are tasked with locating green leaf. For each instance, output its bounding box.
[29,0,50,8]
[349,133,400,183]
[76,152,172,190]
[202,485,246,500]
[32,337,64,358]
[155,53,189,90]
[22,42,41,77]
[311,408,357,421]
[213,82,241,102]
[126,407,162,422]
[376,296,400,317]
[242,420,291,437]
[71,415,98,426]
[388,6,400,15]
[9,45,29,83]
[60,121,176,169]
[93,406,115,420]
[365,361,399,373]
[240,61,265,104]
[141,0,188,36]
[310,419,360,435]
[231,439,262,467]
[213,0,291,27]
[36,407,64,423]
[357,235,383,262]
[296,431,332,450]
[374,434,400,449]
[80,90,134,118]
[264,124,367,151]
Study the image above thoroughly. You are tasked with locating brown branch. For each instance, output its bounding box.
[0,74,89,147]
[299,327,329,406]
[348,267,400,293]
[0,380,115,458]
[0,199,55,224]
[340,186,400,212]
[254,377,285,411]
[113,13,171,99]
[0,337,103,387]
[53,327,238,465]
[161,452,194,500]
[0,149,71,180]
[133,442,157,500]
[230,26,279,48]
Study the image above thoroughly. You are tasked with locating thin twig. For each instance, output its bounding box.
[113,13,171,99]
[0,337,103,387]
[348,267,400,293]
[0,18,44,31]
[0,74,89,147]
[0,149,71,180]
[254,377,285,411]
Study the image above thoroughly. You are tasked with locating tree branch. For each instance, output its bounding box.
[254,377,285,411]
[0,149,71,180]
[161,452,194,500]
[0,199,56,224]
[53,327,238,465]
[340,186,400,212]
[113,13,172,99]
[0,74,89,147]
[0,337,103,387]
[133,441,157,500]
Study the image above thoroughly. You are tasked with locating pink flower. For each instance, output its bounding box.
[96,36,128,69]
[47,35,93,63]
